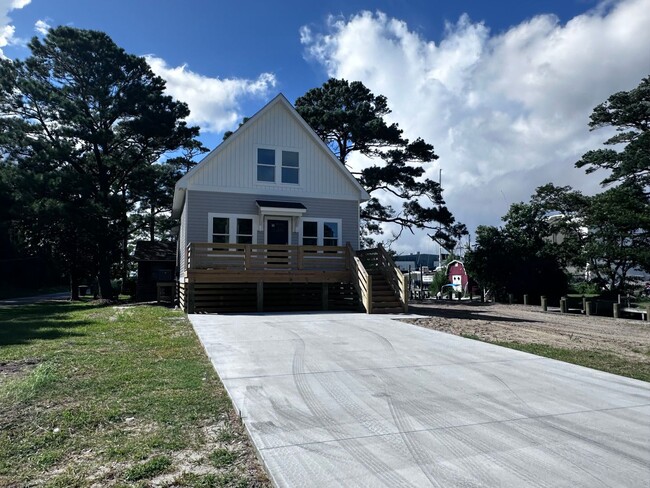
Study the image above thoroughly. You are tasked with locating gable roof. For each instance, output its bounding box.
[172,94,369,217]
[133,241,176,262]
[446,260,466,272]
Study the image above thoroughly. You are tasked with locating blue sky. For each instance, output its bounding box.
[2,0,649,253]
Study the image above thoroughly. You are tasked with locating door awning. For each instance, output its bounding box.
[256,200,307,217]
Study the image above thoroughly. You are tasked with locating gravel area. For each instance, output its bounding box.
[405,301,650,363]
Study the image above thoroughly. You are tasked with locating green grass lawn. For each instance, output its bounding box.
[0,301,269,487]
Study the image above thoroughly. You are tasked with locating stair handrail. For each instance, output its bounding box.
[377,244,409,312]
[348,243,372,313]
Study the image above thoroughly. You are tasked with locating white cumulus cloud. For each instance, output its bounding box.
[146,55,277,134]
[34,18,50,35]
[301,0,650,253]
[0,0,31,58]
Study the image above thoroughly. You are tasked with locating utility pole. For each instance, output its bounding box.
[438,168,442,268]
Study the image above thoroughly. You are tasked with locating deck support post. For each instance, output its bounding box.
[585,301,592,316]
[187,283,195,314]
[560,297,567,313]
[613,303,619,319]
[523,294,529,306]
[541,296,547,312]
[322,283,329,311]
[256,282,264,312]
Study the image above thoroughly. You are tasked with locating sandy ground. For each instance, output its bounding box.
[405,301,650,363]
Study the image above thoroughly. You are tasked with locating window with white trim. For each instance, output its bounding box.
[211,217,229,243]
[302,221,318,246]
[323,221,339,246]
[281,151,299,184]
[256,147,299,184]
[300,219,342,246]
[209,214,258,244]
[257,148,275,182]
[236,218,254,244]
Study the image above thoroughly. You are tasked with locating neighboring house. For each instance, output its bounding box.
[172,94,408,313]
[133,241,176,301]
[394,253,440,271]
[446,260,469,293]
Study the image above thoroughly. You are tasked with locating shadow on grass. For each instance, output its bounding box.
[0,301,106,347]
[409,301,543,324]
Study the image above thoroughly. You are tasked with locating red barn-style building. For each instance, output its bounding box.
[446,260,469,294]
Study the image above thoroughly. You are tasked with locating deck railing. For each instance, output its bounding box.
[357,245,409,312]
[187,243,350,272]
[348,243,372,313]
[376,245,409,312]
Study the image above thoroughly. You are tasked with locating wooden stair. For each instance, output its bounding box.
[368,270,405,314]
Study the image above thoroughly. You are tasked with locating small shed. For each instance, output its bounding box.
[446,260,469,293]
[134,241,176,302]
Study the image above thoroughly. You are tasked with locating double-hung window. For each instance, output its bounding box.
[257,147,299,184]
[211,217,229,243]
[301,219,341,246]
[209,214,257,244]
[281,151,299,184]
[323,222,339,246]
[302,221,318,246]
[257,148,275,182]
[235,218,253,244]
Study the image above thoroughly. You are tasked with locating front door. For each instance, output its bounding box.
[266,219,290,245]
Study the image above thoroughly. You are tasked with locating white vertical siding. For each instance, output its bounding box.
[179,195,189,275]
[186,102,360,199]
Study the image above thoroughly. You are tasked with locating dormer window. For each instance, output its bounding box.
[256,147,299,184]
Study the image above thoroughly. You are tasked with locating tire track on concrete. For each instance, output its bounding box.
[384,385,560,487]
[357,325,500,486]
[489,371,649,474]
[357,326,455,486]
[379,362,559,487]
[281,325,417,488]
[364,327,611,486]
[358,325,502,486]
[392,366,634,486]
[378,367,505,487]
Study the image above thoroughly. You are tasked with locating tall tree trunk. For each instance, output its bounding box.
[69,273,80,301]
[121,189,129,289]
[97,243,114,300]
[149,205,155,242]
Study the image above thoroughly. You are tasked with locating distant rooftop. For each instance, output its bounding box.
[394,253,442,269]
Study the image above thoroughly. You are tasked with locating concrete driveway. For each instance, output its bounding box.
[189,312,650,487]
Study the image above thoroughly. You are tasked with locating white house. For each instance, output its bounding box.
[172,94,406,313]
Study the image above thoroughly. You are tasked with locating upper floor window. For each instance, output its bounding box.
[281,151,299,184]
[257,148,275,182]
[256,147,299,184]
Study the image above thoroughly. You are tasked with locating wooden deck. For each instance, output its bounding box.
[184,243,351,282]
[179,243,407,314]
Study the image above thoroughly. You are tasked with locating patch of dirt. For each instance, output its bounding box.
[0,358,40,376]
[67,411,271,487]
[405,302,650,362]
